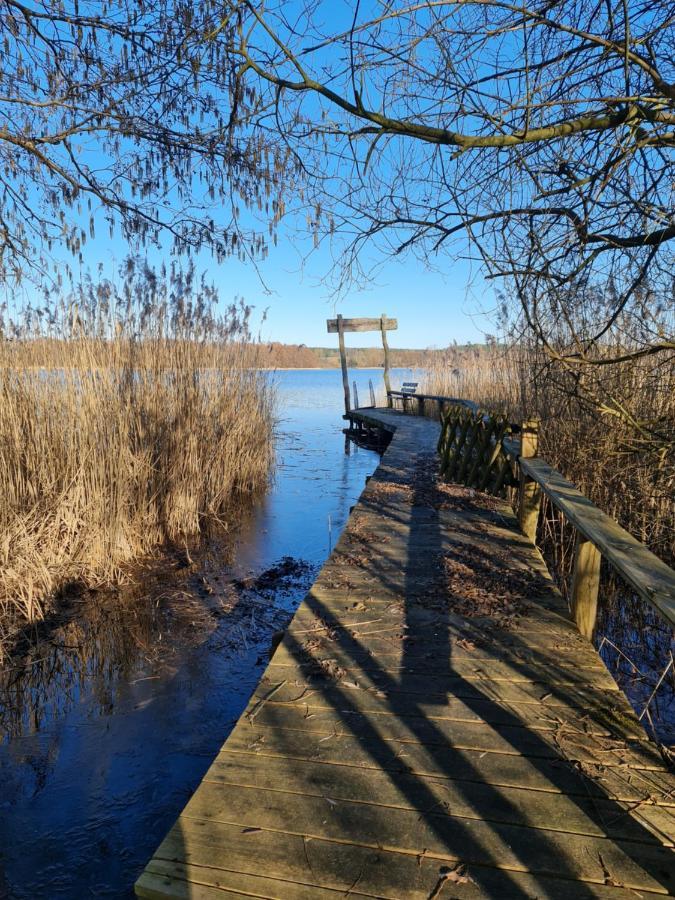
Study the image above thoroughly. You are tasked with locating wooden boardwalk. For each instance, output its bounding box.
[137,409,675,899]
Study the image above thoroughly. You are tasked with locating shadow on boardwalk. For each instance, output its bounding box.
[137,412,675,899]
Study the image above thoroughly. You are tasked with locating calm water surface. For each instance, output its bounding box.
[2,368,671,899]
[0,368,408,899]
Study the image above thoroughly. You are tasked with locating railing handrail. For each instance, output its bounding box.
[389,394,675,635]
[386,388,481,414]
[502,434,675,629]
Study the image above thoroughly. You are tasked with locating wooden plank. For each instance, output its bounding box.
[349,408,399,433]
[303,583,573,621]
[519,456,675,626]
[269,615,605,663]
[380,313,392,397]
[206,752,675,844]
[137,407,675,900]
[291,596,573,642]
[148,823,669,899]
[327,316,398,333]
[141,857,367,899]
[247,672,646,739]
[136,870,248,899]
[231,702,665,771]
[336,314,350,415]
[223,717,675,806]
[263,660,628,710]
[269,640,615,684]
[132,870,268,899]
[180,783,675,892]
[279,628,610,670]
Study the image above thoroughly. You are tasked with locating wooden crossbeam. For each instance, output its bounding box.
[327,313,397,415]
[326,316,398,333]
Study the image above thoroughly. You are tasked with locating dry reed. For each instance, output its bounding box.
[422,343,675,738]
[422,343,675,567]
[0,261,274,656]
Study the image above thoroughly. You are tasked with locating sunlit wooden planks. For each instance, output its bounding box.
[136,408,675,900]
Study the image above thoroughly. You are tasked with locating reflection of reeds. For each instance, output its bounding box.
[0,551,314,742]
[0,264,274,657]
[0,585,176,741]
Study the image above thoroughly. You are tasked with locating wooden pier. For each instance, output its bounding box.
[137,408,675,899]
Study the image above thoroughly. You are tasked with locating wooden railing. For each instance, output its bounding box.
[387,388,480,415]
[503,425,675,637]
[387,390,675,639]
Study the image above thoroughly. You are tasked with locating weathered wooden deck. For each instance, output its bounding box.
[137,408,675,899]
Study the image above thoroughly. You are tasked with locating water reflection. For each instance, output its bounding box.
[0,368,392,899]
[597,580,675,746]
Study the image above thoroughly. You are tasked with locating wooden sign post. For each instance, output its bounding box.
[326,313,398,415]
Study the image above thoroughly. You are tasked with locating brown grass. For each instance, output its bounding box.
[0,265,274,656]
[422,344,675,568]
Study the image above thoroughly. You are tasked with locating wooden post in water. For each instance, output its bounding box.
[327,315,397,411]
[571,537,601,639]
[518,420,541,543]
[381,313,392,405]
[352,380,359,410]
[337,314,351,415]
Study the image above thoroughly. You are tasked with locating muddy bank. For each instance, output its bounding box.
[0,546,315,743]
[0,543,317,899]
[0,368,388,899]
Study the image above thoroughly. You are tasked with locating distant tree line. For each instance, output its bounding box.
[262,343,491,369]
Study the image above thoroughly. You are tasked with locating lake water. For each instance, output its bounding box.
[1,367,671,898]
[0,368,409,899]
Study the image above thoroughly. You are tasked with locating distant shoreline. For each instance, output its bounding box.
[257,343,484,370]
[260,366,390,371]
[258,365,417,371]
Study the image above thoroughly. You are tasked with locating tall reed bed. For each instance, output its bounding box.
[423,343,675,738]
[422,343,675,566]
[0,261,274,655]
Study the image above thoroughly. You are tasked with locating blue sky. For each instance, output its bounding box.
[45,216,493,349]
[8,0,500,350]
[197,237,491,348]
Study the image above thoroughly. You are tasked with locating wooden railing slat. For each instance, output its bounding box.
[385,391,675,630]
[519,456,675,627]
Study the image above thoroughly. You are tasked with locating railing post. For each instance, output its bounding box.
[571,537,601,640]
[337,314,351,415]
[380,313,392,398]
[518,419,541,543]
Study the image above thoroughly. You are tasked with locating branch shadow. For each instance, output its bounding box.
[142,411,675,898]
